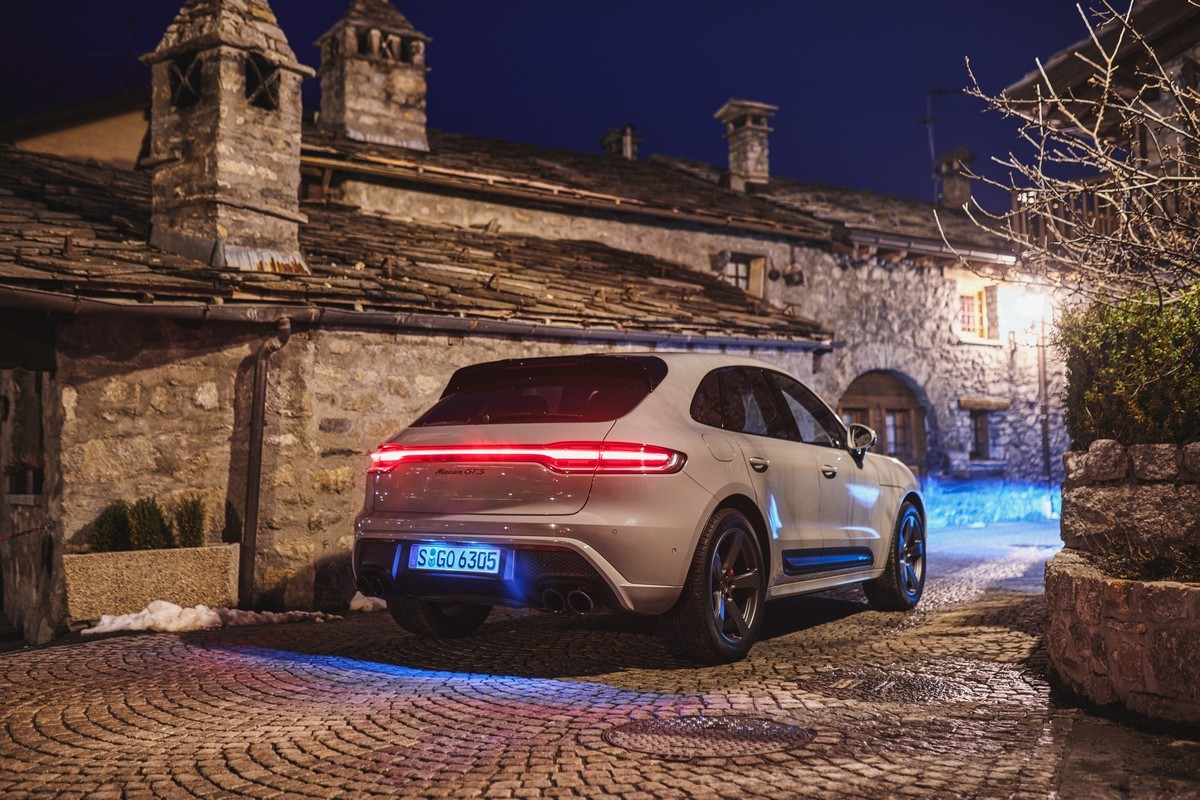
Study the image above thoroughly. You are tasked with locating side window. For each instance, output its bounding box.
[717,368,795,439]
[768,372,844,448]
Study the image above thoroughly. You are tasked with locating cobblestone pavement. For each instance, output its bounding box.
[2,523,1198,799]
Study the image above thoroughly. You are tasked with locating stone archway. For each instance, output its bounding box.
[838,371,927,475]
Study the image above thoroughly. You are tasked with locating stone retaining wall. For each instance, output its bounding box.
[1050,438,1200,725]
[1061,439,1200,553]
[1044,549,1200,725]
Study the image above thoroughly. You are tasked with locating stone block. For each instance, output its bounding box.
[62,544,239,625]
[1129,444,1179,482]
[1134,580,1193,624]
[1109,640,1145,692]
[1062,451,1088,487]
[1086,439,1128,481]
[1060,484,1200,553]
[311,466,355,494]
[1184,443,1200,481]
[1148,628,1200,701]
[1101,578,1133,617]
[318,417,353,434]
[192,382,219,410]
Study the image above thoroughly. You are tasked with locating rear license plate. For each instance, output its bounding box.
[408,543,502,575]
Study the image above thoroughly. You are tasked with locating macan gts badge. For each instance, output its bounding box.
[354,353,925,663]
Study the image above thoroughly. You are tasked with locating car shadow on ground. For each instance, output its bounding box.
[202,590,878,680]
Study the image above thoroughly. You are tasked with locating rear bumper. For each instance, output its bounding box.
[352,521,686,614]
[354,470,716,614]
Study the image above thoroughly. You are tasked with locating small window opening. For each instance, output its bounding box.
[381,34,412,63]
[717,252,766,296]
[245,53,281,111]
[721,257,752,291]
[168,52,204,110]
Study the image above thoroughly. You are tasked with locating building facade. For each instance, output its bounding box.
[0,0,1066,642]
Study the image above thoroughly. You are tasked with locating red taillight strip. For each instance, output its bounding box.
[368,442,686,475]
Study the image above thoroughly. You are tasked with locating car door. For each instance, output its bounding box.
[712,367,827,586]
[767,371,882,571]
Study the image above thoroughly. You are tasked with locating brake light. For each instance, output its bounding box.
[368,442,686,475]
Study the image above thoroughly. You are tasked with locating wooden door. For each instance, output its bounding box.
[838,371,927,475]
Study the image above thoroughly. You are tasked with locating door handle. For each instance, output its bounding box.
[820,464,839,479]
[748,457,770,473]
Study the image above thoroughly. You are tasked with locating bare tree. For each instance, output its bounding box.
[958,0,1200,303]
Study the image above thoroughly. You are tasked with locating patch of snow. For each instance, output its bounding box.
[81,600,341,635]
[349,591,387,612]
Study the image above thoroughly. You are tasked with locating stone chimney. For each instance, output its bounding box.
[714,99,777,192]
[601,124,641,161]
[936,147,975,209]
[317,0,430,151]
[141,0,314,274]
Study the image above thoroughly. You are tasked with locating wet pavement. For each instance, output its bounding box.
[2,522,1198,799]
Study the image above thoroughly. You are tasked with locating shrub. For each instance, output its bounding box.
[128,497,171,550]
[90,501,131,553]
[172,495,206,549]
[1054,288,1200,448]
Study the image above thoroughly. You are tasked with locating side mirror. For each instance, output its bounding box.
[848,423,877,456]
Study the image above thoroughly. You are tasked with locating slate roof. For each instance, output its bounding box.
[302,128,833,242]
[304,127,1012,263]
[0,146,830,349]
[650,156,1012,260]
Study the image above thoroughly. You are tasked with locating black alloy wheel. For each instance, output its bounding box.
[863,500,925,611]
[663,508,766,664]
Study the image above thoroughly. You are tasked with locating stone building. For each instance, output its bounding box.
[0,0,1065,642]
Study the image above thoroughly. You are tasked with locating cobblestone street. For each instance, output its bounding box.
[1,523,1197,799]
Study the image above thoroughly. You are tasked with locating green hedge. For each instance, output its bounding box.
[1054,288,1200,447]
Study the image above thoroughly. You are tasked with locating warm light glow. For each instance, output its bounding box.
[368,442,686,475]
[1015,289,1047,321]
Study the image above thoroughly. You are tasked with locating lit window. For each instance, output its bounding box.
[959,291,987,337]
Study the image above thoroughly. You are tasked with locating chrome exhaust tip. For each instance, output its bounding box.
[541,588,566,613]
[566,589,594,615]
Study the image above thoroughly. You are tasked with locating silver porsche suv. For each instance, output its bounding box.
[354,353,925,663]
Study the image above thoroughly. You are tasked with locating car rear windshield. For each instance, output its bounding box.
[412,356,668,426]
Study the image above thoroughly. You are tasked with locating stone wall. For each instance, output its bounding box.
[1047,438,1200,725]
[1061,439,1200,553]
[790,254,1067,484]
[339,179,1067,485]
[1044,550,1200,725]
[10,314,816,641]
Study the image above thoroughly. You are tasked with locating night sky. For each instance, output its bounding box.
[1,1,1089,208]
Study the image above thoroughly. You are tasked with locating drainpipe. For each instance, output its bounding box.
[239,318,292,608]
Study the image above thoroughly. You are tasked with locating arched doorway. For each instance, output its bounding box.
[838,371,927,475]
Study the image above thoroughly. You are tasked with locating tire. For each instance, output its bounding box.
[662,508,766,664]
[388,597,492,638]
[863,501,926,611]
